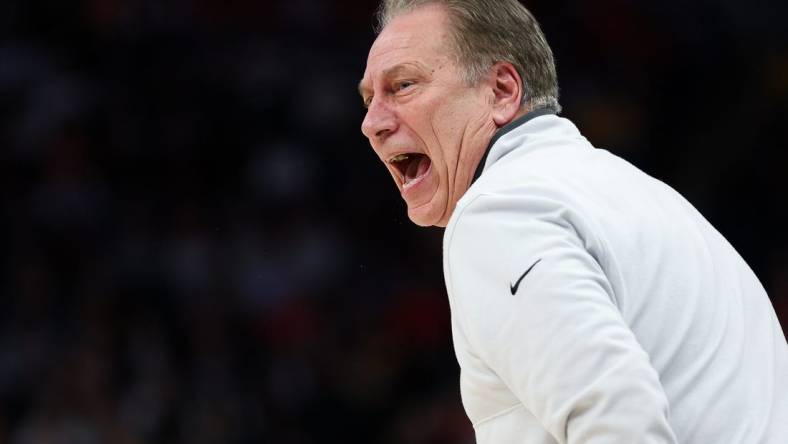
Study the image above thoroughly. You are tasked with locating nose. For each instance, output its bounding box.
[361,97,397,142]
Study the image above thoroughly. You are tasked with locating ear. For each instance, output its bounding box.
[489,62,523,127]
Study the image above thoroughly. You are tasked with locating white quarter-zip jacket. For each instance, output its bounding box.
[442,111,788,444]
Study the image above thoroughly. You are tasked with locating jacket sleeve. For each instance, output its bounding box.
[444,192,678,444]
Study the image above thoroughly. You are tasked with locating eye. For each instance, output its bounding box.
[395,80,414,91]
[363,95,373,109]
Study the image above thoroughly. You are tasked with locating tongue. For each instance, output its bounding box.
[405,155,430,183]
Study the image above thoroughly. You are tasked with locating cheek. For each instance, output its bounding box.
[429,101,477,164]
[403,101,452,164]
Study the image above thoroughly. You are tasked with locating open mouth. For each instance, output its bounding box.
[389,153,432,189]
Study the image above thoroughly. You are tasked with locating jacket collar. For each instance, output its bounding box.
[471,108,556,184]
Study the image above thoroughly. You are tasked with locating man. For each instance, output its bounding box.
[358,0,788,442]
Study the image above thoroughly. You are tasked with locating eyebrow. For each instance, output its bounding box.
[357,63,424,98]
[358,80,370,98]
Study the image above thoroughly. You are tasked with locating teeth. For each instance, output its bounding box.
[389,154,410,163]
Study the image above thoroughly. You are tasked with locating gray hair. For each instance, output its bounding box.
[375,0,560,113]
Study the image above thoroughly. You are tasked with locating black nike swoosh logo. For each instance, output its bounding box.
[510,258,542,295]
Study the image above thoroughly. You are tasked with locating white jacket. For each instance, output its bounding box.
[443,111,788,444]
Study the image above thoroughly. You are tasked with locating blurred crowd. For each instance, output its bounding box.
[0,0,786,443]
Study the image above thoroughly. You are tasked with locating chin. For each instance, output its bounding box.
[406,201,448,227]
[407,212,435,227]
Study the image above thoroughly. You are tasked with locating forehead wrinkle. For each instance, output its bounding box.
[361,9,452,100]
[383,62,428,78]
[369,30,438,64]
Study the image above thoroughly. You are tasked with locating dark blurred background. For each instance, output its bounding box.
[0,0,786,443]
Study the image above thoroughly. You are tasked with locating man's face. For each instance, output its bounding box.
[359,4,496,227]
